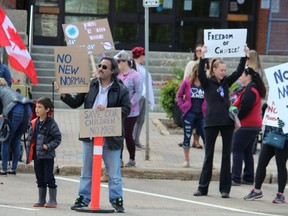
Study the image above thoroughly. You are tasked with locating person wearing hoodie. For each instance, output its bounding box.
[177,62,206,168]
[193,45,250,198]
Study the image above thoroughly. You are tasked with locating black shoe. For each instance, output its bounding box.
[0,170,7,176]
[112,197,124,213]
[7,170,16,175]
[193,191,207,196]
[241,180,253,185]
[221,192,230,198]
[71,195,88,210]
[232,180,241,186]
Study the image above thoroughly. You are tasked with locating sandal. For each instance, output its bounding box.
[182,161,190,168]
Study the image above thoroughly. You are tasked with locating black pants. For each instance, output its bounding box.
[121,116,138,161]
[232,128,259,183]
[198,125,234,194]
[255,140,288,193]
[34,156,56,189]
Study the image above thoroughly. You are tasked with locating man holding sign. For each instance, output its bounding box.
[55,57,131,212]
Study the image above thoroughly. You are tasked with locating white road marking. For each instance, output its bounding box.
[0,205,38,211]
[56,176,284,216]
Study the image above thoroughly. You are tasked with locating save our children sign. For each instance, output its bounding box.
[79,108,122,138]
[62,18,115,54]
[264,62,288,133]
[204,29,247,58]
[54,46,90,94]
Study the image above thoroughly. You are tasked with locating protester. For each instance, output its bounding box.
[177,62,206,168]
[115,50,142,167]
[180,44,209,149]
[0,78,32,175]
[131,47,155,150]
[56,57,131,212]
[244,120,288,204]
[0,54,12,87]
[246,50,263,77]
[193,45,249,198]
[25,97,61,208]
[231,67,266,186]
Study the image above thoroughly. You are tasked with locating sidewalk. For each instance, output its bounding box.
[18,109,278,183]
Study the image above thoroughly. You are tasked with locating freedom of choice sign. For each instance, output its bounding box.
[264,62,288,133]
[204,29,247,58]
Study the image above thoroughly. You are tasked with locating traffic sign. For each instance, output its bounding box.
[143,0,160,7]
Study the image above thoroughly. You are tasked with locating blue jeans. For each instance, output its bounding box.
[79,141,123,205]
[1,104,31,171]
[182,111,205,148]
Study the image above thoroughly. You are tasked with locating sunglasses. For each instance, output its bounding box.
[195,49,202,53]
[98,64,110,70]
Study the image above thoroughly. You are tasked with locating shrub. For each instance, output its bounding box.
[159,67,183,119]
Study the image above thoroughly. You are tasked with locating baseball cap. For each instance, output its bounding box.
[131,47,145,58]
[114,50,132,61]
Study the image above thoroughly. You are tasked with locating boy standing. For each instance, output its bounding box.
[26,97,61,208]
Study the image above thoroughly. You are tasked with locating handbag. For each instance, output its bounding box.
[263,132,286,149]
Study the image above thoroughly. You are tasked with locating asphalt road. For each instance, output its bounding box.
[0,174,287,216]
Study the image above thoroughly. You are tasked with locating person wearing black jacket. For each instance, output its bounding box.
[55,57,131,213]
[194,45,250,198]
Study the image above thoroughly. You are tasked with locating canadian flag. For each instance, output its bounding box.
[0,8,38,85]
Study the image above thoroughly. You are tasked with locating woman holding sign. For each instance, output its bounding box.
[193,44,250,198]
[243,120,288,204]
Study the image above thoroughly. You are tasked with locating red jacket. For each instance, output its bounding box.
[233,84,262,127]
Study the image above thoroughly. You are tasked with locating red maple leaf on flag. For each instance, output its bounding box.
[7,25,26,50]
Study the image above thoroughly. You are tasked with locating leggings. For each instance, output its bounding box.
[255,139,288,193]
[121,116,138,161]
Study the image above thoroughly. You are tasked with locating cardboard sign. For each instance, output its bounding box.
[79,108,122,138]
[262,94,279,128]
[62,18,115,54]
[54,46,90,94]
[204,29,247,58]
[264,62,288,133]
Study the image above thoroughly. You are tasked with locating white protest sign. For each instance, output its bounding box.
[204,29,247,58]
[79,108,122,138]
[264,62,288,133]
[262,94,279,127]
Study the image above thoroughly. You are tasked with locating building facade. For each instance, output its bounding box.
[2,0,288,55]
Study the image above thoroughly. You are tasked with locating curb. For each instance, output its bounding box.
[16,164,278,184]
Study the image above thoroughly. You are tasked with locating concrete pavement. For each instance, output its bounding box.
[17,109,278,183]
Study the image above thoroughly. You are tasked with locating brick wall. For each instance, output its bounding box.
[255,0,269,54]
[268,0,288,54]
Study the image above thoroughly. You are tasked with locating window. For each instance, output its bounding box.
[178,0,221,17]
[114,22,138,44]
[34,14,58,37]
[65,0,109,14]
[115,0,140,13]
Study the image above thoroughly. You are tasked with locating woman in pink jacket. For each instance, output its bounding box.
[177,63,207,168]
